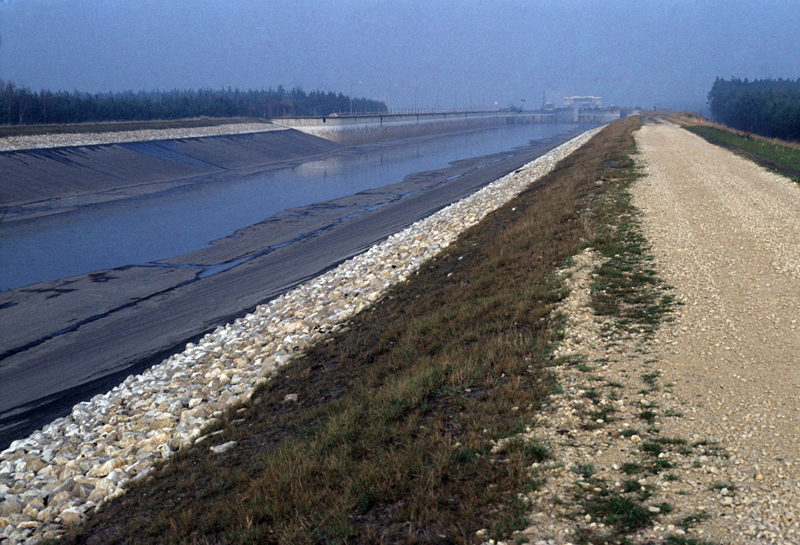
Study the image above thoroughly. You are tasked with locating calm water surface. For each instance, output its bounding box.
[0,123,579,291]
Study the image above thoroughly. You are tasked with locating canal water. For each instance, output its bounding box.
[0,123,580,292]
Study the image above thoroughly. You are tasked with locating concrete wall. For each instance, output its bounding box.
[578,110,622,124]
[273,111,557,144]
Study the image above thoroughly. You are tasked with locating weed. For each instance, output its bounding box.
[621,462,643,475]
[506,437,551,464]
[582,388,601,402]
[584,492,654,533]
[666,536,718,545]
[572,464,596,479]
[655,502,673,513]
[652,459,673,473]
[679,511,711,530]
[622,479,643,493]
[692,440,728,458]
[710,481,737,493]
[641,370,661,388]
[641,442,663,456]
[639,409,658,423]
[653,436,686,446]
[588,178,677,338]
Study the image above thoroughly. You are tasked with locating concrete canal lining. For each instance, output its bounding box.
[275,110,559,144]
[0,128,344,220]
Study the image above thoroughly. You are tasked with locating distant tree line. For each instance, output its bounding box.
[708,77,800,141]
[0,81,387,125]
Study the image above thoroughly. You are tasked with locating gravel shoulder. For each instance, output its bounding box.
[632,123,800,542]
[516,123,799,545]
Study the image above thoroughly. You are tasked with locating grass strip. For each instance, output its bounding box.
[62,117,643,545]
[589,160,676,339]
[685,125,800,182]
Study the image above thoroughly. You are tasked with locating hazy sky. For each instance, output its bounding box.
[1,0,798,113]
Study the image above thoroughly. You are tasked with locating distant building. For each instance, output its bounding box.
[563,96,602,109]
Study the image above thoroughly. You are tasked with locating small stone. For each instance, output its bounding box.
[26,457,45,473]
[210,441,237,454]
[0,498,24,517]
[87,457,124,478]
[22,504,40,519]
[60,508,83,528]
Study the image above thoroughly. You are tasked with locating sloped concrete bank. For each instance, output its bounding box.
[276,111,555,144]
[0,128,601,544]
[0,124,343,222]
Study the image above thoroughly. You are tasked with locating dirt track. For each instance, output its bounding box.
[632,123,800,542]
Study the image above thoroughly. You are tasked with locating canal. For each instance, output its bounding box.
[0,123,580,292]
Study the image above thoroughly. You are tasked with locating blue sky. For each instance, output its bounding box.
[1,0,798,113]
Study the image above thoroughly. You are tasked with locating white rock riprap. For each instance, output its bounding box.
[0,122,282,152]
[0,127,602,544]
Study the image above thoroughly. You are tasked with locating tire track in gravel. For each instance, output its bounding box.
[631,123,800,543]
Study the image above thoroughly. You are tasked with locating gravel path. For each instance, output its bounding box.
[632,123,800,543]
[505,123,799,545]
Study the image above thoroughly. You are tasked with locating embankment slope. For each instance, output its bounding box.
[0,127,343,220]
